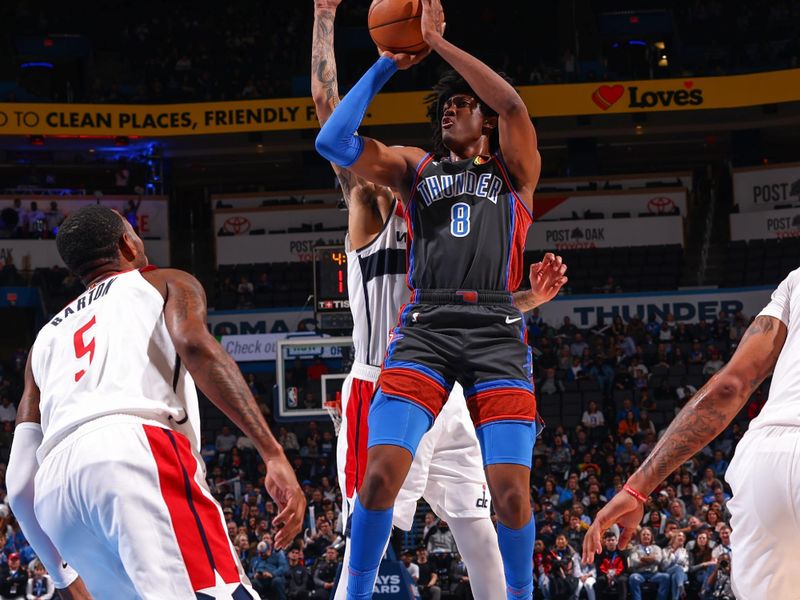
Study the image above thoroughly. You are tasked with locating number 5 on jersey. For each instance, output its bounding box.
[73,316,97,382]
[450,202,471,238]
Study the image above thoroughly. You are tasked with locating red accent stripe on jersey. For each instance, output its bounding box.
[378,368,449,417]
[507,200,533,291]
[493,152,534,219]
[406,153,435,206]
[345,377,376,497]
[494,153,533,291]
[405,154,433,290]
[404,207,414,290]
[139,265,159,273]
[466,388,537,427]
[144,425,241,589]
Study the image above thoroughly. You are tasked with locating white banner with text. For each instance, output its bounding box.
[538,287,774,328]
[730,206,800,240]
[526,215,683,251]
[207,308,315,336]
[733,163,800,212]
[220,333,344,362]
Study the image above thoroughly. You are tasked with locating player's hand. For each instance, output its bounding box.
[380,49,431,70]
[314,0,342,10]
[264,454,306,549]
[57,577,93,600]
[420,0,446,45]
[529,253,568,306]
[582,490,643,564]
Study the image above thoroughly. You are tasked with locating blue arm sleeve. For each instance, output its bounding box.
[314,55,398,167]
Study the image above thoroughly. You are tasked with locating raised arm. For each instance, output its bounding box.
[420,0,540,206]
[314,48,426,193]
[311,0,392,247]
[7,355,91,598]
[310,0,342,125]
[583,312,787,560]
[150,268,305,548]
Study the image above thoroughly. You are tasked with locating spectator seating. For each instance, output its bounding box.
[721,238,800,287]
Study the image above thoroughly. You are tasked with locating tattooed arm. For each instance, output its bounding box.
[310,0,341,126]
[311,0,390,247]
[583,314,787,560]
[147,268,305,548]
[630,315,785,492]
[310,0,360,203]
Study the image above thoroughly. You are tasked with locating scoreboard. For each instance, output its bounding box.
[313,245,353,333]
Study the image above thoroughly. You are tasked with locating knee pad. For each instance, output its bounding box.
[476,420,536,468]
[367,389,433,457]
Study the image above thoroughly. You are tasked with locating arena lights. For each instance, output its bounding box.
[20,62,54,70]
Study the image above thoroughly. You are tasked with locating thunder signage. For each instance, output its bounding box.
[538,287,775,327]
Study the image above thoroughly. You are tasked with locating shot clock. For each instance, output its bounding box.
[313,245,354,333]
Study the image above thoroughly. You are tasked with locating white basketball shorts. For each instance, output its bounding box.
[337,361,491,532]
[725,424,800,600]
[34,414,258,600]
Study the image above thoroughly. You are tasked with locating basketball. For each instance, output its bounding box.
[368,0,427,54]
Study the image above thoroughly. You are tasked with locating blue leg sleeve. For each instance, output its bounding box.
[315,56,398,167]
[497,518,535,599]
[367,390,432,457]
[476,421,536,468]
[346,497,394,600]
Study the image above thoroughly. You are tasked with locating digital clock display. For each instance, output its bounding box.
[314,246,350,312]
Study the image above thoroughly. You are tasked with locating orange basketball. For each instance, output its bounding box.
[368,0,427,54]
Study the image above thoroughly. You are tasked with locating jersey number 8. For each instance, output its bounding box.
[450,202,471,238]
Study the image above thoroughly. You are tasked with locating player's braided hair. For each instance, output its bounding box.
[56,204,125,278]
[425,69,514,158]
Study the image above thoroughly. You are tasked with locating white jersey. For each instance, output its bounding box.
[31,268,201,462]
[749,267,800,430]
[346,200,410,366]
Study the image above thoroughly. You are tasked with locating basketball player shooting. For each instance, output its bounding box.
[315,0,543,597]
[582,271,799,599]
[6,206,305,600]
[311,3,567,598]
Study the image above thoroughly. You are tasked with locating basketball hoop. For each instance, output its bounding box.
[324,393,343,435]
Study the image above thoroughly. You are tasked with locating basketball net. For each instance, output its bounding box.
[324,390,343,435]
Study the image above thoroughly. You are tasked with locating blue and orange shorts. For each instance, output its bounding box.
[377,289,537,430]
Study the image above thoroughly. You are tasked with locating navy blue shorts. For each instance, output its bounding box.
[377,289,537,428]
